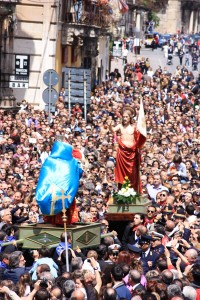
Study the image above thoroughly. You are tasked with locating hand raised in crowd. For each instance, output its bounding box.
[178,238,191,249]
[89,256,98,269]
[111,230,118,237]
[183,264,194,276]
[176,257,181,269]
[0,286,10,294]
[164,246,170,258]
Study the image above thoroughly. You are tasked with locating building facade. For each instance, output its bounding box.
[0,0,18,108]
[1,0,198,108]
[125,0,200,37]
[0,0,121,108]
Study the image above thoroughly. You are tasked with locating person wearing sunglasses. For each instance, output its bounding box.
[96,197,105,219]
[151,231,165,255]
[146,173,169,202]
[105,249,119,264]
[145,205,157,227]
[138,235,160,275]
[156,191,168,207]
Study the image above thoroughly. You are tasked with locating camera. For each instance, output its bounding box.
[178,232,183,237]
[166,245,172,249]
[39,278,48,288]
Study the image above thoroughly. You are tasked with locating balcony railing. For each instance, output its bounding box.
[66,3,114,29]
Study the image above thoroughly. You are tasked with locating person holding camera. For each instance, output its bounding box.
[82,250,101,274]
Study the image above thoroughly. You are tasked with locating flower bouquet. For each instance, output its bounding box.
[113,176,140,204]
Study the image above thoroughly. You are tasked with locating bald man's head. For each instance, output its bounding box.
[136,225,147,236]
[165,220,175,232]
[71,289,85,300]
[185,249,198,264]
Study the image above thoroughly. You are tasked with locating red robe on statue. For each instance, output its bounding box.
[115,128,146,193]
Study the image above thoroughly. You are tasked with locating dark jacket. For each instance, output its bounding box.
[132,283,146,296]
[140,250,160,274]
[122,224,139,250]
[3,267,31,283]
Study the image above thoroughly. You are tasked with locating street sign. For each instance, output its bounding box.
[42,88,58,105]
[62,67,91,104]
[9,82,29,89]
[43,69,59,86]
[62,67,91,120]
[42,69,59,124]
[15,55,30,76]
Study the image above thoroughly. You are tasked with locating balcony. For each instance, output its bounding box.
[181,0,200,10]
[0,0,18,18]
[65,2,113,30]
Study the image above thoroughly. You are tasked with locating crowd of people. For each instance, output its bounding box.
[0,51,199,300]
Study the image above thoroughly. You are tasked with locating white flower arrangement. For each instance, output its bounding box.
[113,177,140,204]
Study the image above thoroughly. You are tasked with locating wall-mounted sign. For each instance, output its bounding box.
[15,55,30,76]
[9,82,29,89]
[9,75,29,89]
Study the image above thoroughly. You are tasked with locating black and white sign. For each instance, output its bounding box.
[112,41,122,57]
[15,55,30,76]
[9,74,29,89]
[9,82,29,89]
[10,75,29,82]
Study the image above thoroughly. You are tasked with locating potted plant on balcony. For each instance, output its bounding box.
[108,176,150,213]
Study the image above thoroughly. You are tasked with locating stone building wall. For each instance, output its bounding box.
[156,0,182,34]
[13,0,60,107]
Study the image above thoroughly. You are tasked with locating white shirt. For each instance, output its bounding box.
[147,184,169,201]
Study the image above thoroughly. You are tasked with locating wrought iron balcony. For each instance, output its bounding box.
[0,0,18,17]
[65,3,114,30]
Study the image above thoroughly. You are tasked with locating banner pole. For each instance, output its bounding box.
[61,194,69,272]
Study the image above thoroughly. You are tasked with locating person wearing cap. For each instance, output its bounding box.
[138,235,160,274]
[150,231,165,255]
[173,208,186,224]
[162,204,174,222]
[173,208,191,243]
[85,125,92,131]
[127,244,142,260]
